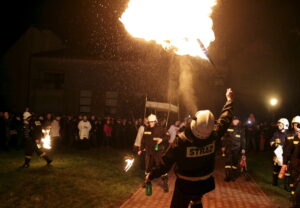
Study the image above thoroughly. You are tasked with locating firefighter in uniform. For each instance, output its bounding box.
[285,116,300,192]
[282,116,300,207]
[145,88,233,208]
[21,112,52,168]
[139,114,169,192]
[270,118,289,186]
[222,116,246,182]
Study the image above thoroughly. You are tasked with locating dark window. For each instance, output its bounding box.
[40,72,64,90]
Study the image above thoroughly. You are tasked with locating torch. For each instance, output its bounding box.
[41,129,52,150]
[196,39,216,68]
[124,154,135,172]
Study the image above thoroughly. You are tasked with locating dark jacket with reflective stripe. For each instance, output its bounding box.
[149,100,233,180]
[24,120,43,142]
[283,133,300,170]
[222,125,245,151]
[270,130,287,150]
[141,125,168,154]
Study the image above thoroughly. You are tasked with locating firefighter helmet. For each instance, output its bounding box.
[292,116,300,124]
[148,114,158,122]
[278,118,289,130]
[191,110,215,139]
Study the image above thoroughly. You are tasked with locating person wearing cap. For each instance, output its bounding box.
[140,114,169,192]
[145,88,233,208]
[21,111,52,168]
[270,118,289,186]
[282,116,300,206]
[221,116,246,182]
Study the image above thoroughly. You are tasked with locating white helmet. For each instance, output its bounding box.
[148,114,158,122]
[23,112,32,120]
[190,110,215,139]
[292,116,300,125]
[278,118,289,130]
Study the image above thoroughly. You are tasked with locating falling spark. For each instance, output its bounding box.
[124,155,135,172]
[41,129,51,149]
[120,0,217,59]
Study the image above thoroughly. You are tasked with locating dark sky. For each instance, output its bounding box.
[1,0,300,119]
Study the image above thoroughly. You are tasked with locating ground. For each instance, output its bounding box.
[0,148,143,208]
[0,149,291,208]
[247,151,291,208]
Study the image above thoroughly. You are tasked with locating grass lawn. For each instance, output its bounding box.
[0,148,143,208]
[247,151,291,208]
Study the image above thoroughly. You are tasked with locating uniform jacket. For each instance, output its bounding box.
[141,125,168,154]
[78,120,92,140]
[222,125,246,151]
[24,120,43,142]
[270,130,287,150]
[283,133,300,171]
[149,100,233,180]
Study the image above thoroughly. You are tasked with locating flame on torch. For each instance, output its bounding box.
[120,0,217,59]
[124,155,135,172]
[41,129,51,149]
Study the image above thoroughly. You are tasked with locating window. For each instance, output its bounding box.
[40,72,64,90]
[80,90,92,113]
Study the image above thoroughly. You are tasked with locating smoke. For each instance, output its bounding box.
[169,56,198,114]
[178,57,198,114]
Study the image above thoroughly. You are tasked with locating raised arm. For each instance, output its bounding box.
[214,88,234,138]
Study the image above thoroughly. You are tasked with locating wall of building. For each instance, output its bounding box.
[29,56,169,117]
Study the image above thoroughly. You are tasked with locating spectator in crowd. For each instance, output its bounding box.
[78,115,92,149]
[97,117,104,146]
[43,113,53,129]
[120,119,128,148]
[245,113,257,152]
[62,115,73,146]
[103,119,113,148]
[90,115,99,146]
[0,112,4,150]
[126,120,136,149]
[70,116,79,146]
[168,121,180,147]
[113,119,122,149]
[3,112,12,151]
[50,115,62,150]
[11,114,23,150]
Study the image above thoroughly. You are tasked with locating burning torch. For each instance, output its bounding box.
[40,129,52,150]
[197,39,216,68]
[124,155,135,172]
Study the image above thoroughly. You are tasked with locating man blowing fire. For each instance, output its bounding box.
[145,88,233,208]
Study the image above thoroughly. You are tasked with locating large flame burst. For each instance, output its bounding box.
[120,0,217,59]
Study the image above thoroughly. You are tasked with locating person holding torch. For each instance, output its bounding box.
[145,88,233,208]
[139,114,169,192]
[21,112,52,168]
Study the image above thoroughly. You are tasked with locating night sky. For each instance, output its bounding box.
[1,0,300,120]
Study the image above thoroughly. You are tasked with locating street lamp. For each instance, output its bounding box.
[270,98,278,107]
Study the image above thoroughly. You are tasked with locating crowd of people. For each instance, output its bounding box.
[0,111,151,151]
[0,110,278,153]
